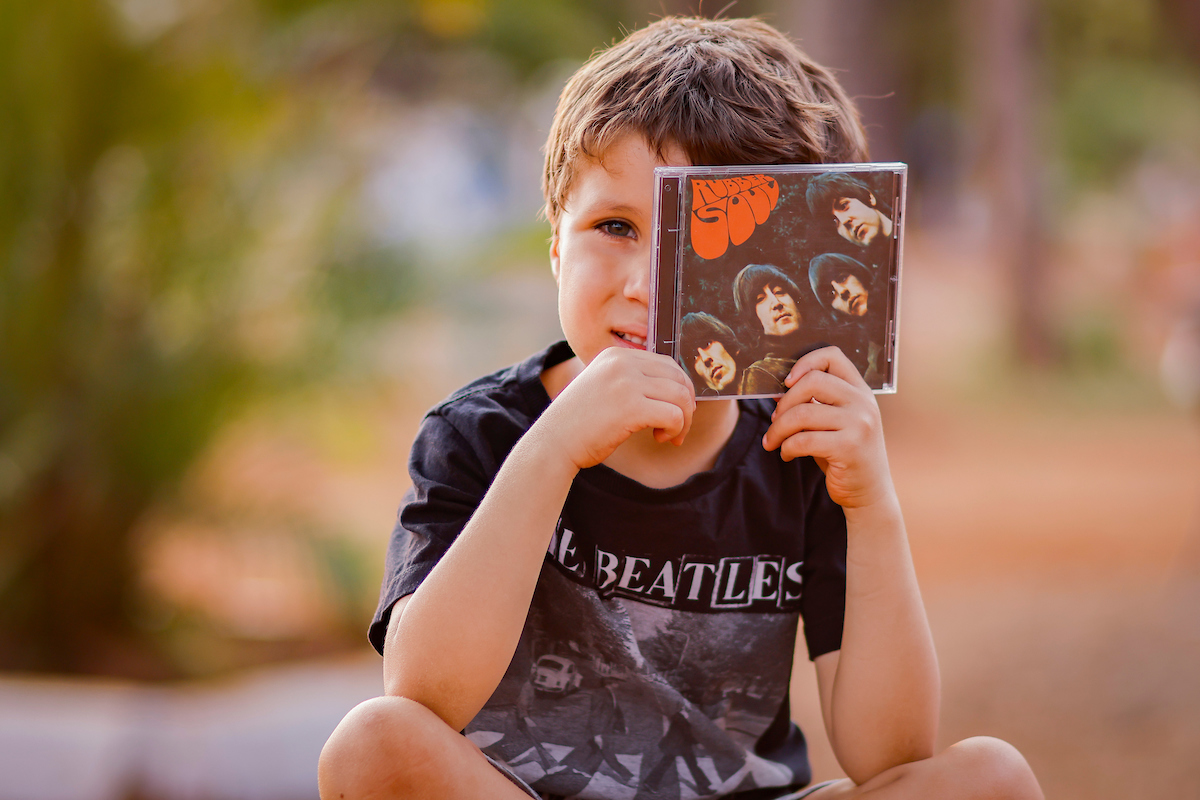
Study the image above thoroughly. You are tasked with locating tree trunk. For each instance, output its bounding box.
[776,0,906,161]
[965,0,1056,363]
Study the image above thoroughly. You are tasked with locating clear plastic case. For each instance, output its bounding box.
[650,163,907,398]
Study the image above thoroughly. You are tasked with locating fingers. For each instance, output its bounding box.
[642,382,693,444]
[785,346,871,393]
[762,397,844,456]
[557,348,696,464]
[609,353,695,446]
[651,399,690,445]
[773,368,858,420]
[596,347,696,399]
[772,430,842,464]
[764,348,882,465]
[645,363,695,445]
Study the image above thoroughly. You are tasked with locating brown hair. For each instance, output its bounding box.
[542,16,869,227]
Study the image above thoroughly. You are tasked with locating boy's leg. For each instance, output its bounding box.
[802,737,1043,800]
[318,695,538,800]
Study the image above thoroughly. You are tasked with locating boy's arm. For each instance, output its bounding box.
[763,348,938,785]
[382,347,695,732]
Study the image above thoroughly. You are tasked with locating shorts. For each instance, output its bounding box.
[485,753,842,800]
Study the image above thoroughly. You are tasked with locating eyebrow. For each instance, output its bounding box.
[582,197,645,218]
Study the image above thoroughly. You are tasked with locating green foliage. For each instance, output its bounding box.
[1055,59,1200,185]
[0,0,682,677]
[0,0,409,674]
[889,0,964,110]
[480,0,622,75]
[1043,0,1200,188]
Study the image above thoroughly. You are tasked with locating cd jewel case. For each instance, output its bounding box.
[649,163,906,398]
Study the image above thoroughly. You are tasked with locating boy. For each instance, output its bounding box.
[319,16,1044,800]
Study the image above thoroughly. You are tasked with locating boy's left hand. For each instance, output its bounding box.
[762,346,894,509]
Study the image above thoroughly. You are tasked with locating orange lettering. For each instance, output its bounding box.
[688,175,780,259]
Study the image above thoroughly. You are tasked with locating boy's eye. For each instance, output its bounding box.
[597,220,634,238]
[833,197,850,212]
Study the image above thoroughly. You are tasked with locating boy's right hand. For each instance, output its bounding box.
[540,347,696,471]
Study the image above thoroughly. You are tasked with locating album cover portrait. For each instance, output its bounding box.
[650,164,906,398]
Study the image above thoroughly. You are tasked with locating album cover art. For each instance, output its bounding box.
[650,164,906,398]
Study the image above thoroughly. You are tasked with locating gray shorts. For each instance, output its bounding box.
[485,753,841,800]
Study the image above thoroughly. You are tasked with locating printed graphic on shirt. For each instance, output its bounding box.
[466,568,808,800]
[546,525,806,613]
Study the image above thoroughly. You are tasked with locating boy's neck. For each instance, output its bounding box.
[541,355,740,489]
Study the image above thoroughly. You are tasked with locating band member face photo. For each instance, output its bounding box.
[694,340,738,391]
[831,273,868,316]
[832,195,887,247]
[808,252,874,323]
[754,283,801,336]
[805,173,894,250]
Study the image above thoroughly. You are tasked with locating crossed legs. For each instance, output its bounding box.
[318,696,534,800]
[805,737,1044,800]
[319,697,1043,800]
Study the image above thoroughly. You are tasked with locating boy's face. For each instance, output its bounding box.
[830,273,868,317]
[832,195,884,246]
[550,135,689,366]
[754,283,800,336]
[693,340,737,391]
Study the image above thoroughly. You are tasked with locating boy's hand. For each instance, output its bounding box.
[762,346,893,509]
[542,347,696,471]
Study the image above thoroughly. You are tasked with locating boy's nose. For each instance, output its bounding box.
[625,264,650,304]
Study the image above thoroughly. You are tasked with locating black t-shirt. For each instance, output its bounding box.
[372,342,848,800]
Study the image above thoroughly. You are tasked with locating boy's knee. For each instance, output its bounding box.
[945,736,1043,800]
[318,695,448,799]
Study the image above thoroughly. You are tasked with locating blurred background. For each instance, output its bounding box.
[1,0,1199,797]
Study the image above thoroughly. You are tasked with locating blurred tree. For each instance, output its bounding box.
[778,0,907,161]
[0,0,691,677]
[1162,0,1200,61]
[1044,0,1200,188]
[782,0,1200,367]
[967,0,1056,363]
[0,0,396,676]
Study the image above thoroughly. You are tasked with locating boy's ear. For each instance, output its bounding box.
[549,231,561,283]
[868,192,877,207]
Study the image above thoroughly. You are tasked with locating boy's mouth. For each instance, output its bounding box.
[615,331,646,348]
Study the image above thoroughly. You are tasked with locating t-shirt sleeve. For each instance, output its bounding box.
[368,411,494,655]
[797,466,848,660]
